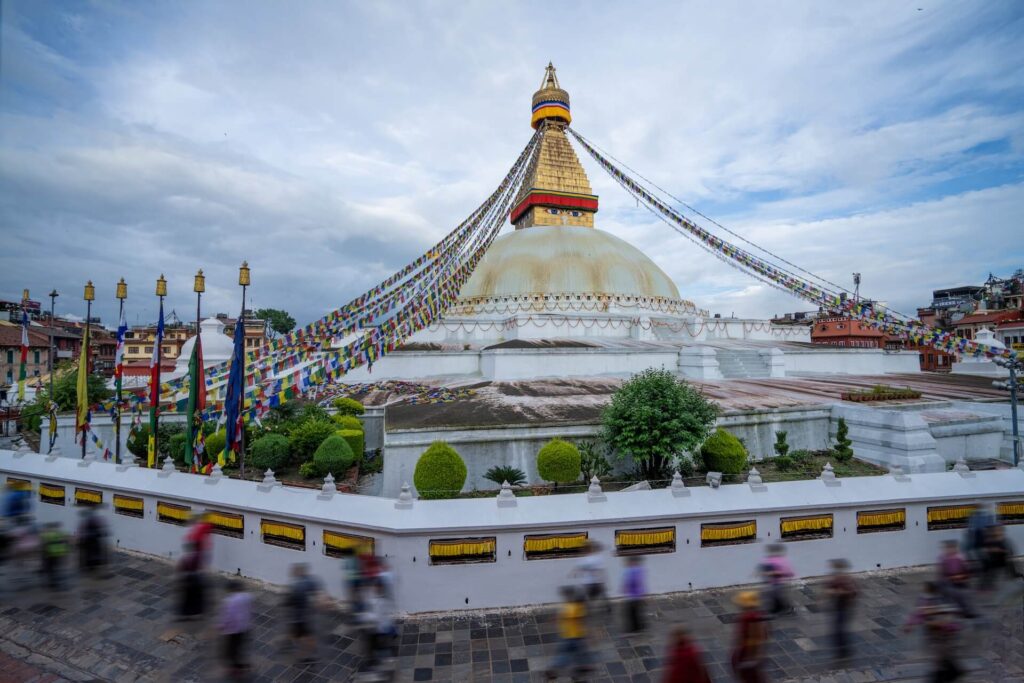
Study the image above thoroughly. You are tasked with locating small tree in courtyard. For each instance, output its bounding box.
[414,441,467,499]
[537,439,582,485]
[773,431,789,458]
[834,418,854,462]
[602,368,719,481]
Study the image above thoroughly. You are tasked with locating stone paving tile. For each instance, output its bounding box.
[0,551,1023,682]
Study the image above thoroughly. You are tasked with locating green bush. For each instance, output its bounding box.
[337,429,364,459]
[127,424,150,459]
[332,397,365,417]
[578,441,613,481]
[675,455,696,478]
[773,430,789,458]
[168,433,187,465]
[332,414,363,431]
[698,428,748,475]
[313,435,355,477]
[298,461,319,479]
[537,438,582,484]
[413,441,467,499]
[205,430,227,462]
[288,420,337,464]
[774,455,796,471]
[790,449,812,463]
[483,465,527,487]
[250,434,291,471]
[834,418,854,462]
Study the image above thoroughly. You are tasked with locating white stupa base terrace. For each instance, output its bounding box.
[4,449,1022,614]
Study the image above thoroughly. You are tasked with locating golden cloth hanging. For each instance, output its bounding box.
[524,532,588,553]
[74,488,102,505]
[700,521,756,542]
[113,494,144,511]
[857,509,905,528]
[6,477,30,491]
[324,530,375,555]
[205,511,244,530]
[39,483,65,501]
[261,520,305,542]
[927,505,975,523]
[157,501,191,521]
[617,527,676,547]
[429,538,496,558]
[781,514,833,535]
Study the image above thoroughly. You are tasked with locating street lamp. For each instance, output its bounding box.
[114,278,127,464]
[992,355,1023,467]
[47,289,58,453]
[80,281,95,459]
[238,261,249,478]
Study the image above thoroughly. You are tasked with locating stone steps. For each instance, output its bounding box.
[715,349,770,379]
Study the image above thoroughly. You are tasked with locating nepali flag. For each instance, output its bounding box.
[221,318,246,466]
[17,307,28,402]
[147,301,165,468]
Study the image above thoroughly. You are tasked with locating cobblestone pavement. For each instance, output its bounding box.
[0,550,1022,683]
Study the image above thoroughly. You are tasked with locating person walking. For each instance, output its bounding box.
[185,513,214,569]
[731,591,767,683]
[825,558,858,661]
[218,579,253,680]
[286,563,323,664]
[39,522,69,591]
[573,541,609,615]
[76,506,107,576]
[760,543,795,616]
[980,524,1020,591]
[176,541,207,620]
[936,540,975,619]
[662,626,710,683]
[622,555,647,633]
[545,585,591,680]
[904,581,964,683]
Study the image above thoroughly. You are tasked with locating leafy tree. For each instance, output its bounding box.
[413,441,467,499]
[578,441,613,482]
[698,428,748,474]
[602,368,719,481]
[537,439,581,484]
[50,367,111,411]
[483,465,527,487]
[288,419,336,464]
[254,308,296,339]
[834,418,854,462]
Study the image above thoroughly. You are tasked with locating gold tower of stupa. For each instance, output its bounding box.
[510,63,599,230]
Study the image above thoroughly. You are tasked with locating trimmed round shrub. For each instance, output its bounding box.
[313,435,355,478]
[332,397,365,417]
[288,420,337,464]
[168,433,187,465]
[205,430,227,462]
[336,429,364,460]
[699,428,748,474]
[250,434,291,471]
[413,441,467,499]
[332,414,363,431]
[126,424,150,459]
[536,438,582,484]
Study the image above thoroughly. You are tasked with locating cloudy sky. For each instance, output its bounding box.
[2,1,1023,328]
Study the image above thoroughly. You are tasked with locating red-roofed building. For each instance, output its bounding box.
[0,323,51,388]
[953,309,1022,340]
[810,315,888,349]
[997,317,1024,355]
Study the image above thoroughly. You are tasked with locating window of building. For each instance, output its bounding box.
[144,346,153,353]
[998,500,1024,525]
[323,530,375,557]
[5,350,12,364]
[428,537,496,565]
[261,519,306,551]
[157,501,191,525]
[615,527,676,555]
[74,488,102,507]
[780,514,833,541]
[856,508,905,533]
[128,346,139,354]
[927,504,975,531]
[33,350,40,364]
[700,521,756,547]
[205,510,244,538]
[523,532,588,560]
[113,494,144,518]
[39,483,66,506]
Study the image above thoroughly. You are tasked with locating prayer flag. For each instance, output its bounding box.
[222,318,245,466]
[147,302,165,467]
[184,333,205,469]
[75,323,90,443]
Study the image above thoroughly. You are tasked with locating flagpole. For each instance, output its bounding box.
[114,279,127,465]
[81,282,94,460]
[191,269,205,471]
[18,289,29,405]
[238,261,250,479]
[151,274,167,467]
[48,289,58,453]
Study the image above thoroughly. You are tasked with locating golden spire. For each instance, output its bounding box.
[511,64,598,229]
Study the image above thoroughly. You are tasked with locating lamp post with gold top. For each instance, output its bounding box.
[238,261,250,478]
[114,278,127,464]
[81,281,95,459]
[149,274,167,467]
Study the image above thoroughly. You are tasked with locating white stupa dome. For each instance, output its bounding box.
[175,318,236,372]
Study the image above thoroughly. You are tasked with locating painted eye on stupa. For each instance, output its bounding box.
[547,208,560,215]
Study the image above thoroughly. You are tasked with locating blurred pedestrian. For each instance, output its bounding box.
[2,481,30,520]
[286,563,323,663]
[218,579,252,680]
[662,626,710,683]
[39,522,68,591]
[904,581,963,683]
[185,513,214,569]
[824,558,857,660]
[980,524,1020,591]
[622,555,647,633]
[360,580,397,670]
[964,504,994,573]
[573,541,609,615]
[545,585,591,680]
[76,506,108,576]
[11,518,39,585]
[176,540,207,620]
[339,547,362,617]
[760,543,795,616]
[936,540,975,619]
[731,590,767,683]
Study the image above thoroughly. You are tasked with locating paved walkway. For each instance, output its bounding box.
[0,550,1022,683]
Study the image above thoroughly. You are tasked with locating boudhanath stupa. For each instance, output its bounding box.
[340,65,915,386]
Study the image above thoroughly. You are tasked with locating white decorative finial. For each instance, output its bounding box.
[671,470,690,497]
[497,480,517,507]
[706,471,722,489]
[257,468,279,492]
[395,482,414,509]
[318,472,336,500]
[204,463,224,484]
[820,462,840,486]
[747,466,766,491]
[587,475,606,502]
[890,464,910,481]
[116,450,137,472]
[78,451,96,467]
[953,457,974,478]
[158,456,176,477]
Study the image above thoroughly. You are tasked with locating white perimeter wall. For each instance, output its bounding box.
[7,451,1018,614]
